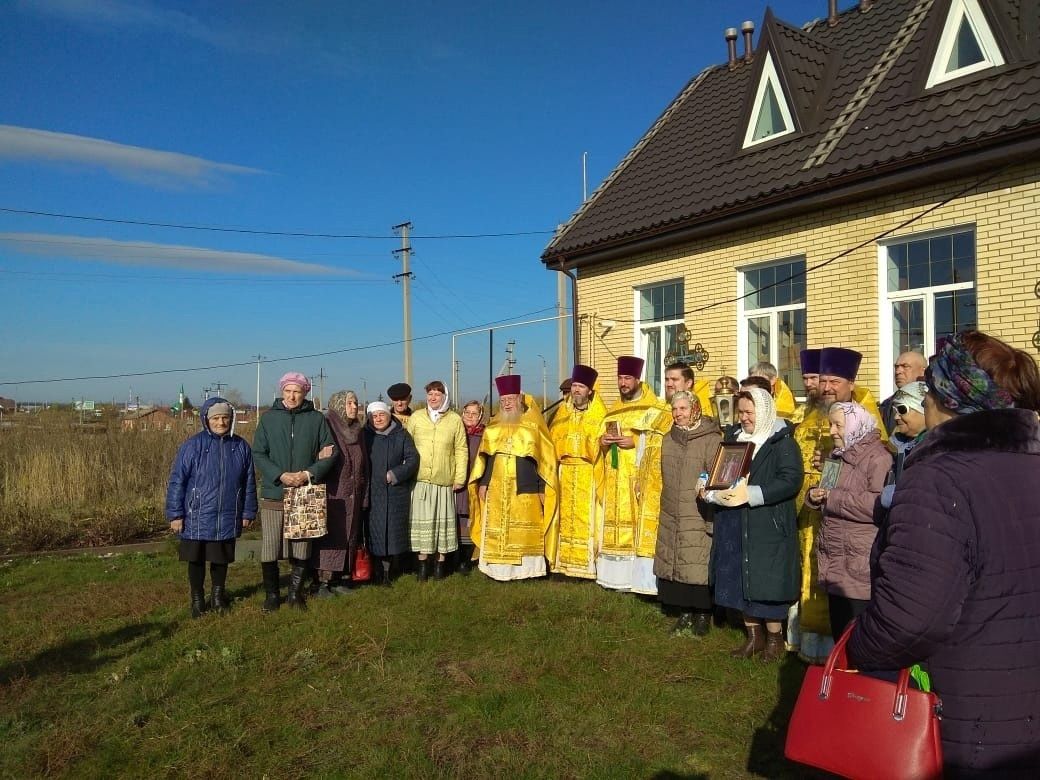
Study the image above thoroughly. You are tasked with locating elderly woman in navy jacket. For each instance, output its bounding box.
[166,398,257,617]
[848,331,1040,777]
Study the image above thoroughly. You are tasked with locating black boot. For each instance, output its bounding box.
[211,585,229,614]
[190,589,207,619]
[378,559,393,587]
[261,562,281,613]
[287,563,307,609]
[457,545,473,575]
[416,558,430,582]
[691,611,712,637]
[433,559,447,580]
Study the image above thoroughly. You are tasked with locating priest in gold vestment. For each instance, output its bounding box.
[549,364,606,579]
[789,347,889,662]
[469,375,559,581]
[596,355,671,594]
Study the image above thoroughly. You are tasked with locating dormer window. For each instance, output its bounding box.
[926,0,1004,89]
[743,52,796,149]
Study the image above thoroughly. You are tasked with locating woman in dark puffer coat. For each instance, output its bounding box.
[166,397,257,617]
[848,331,1040,777]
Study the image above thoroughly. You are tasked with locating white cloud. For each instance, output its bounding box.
[17,0,366,76]
[21,0,244,49]
[0,125,262,188]
[0,233,365,277]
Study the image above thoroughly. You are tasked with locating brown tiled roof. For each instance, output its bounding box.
[543,0,1040,265]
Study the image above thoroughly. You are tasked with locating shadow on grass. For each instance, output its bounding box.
[746,653,817,778]
[0,618,180,685]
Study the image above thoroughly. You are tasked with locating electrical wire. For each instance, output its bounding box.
[0,306,559,385]
[0,207,555,239]
[0,267,391,284]
[603,164,1008,323]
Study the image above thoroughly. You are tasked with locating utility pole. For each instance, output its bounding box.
[454,360,461,407]
[505,340,517,375]
[311,368,327,410]
[254,354,265,415]
[212,381,227,397]
[536,354,547,408]
[392,221,414,387]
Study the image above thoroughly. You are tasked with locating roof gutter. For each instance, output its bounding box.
[543,133,1040,270]
[557,259,581,363]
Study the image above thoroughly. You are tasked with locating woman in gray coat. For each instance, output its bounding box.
[655,391,721,637]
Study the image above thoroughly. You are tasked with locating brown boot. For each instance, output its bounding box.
[759,630,785,663]
[730,623,766,658]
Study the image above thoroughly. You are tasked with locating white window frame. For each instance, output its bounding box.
[742,52,796,149]
[876,225,977,398]
[633,279,685,398]
[925,0,1005,89]
[736,256,807,402]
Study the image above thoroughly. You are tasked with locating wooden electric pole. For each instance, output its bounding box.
[392,221,414,387]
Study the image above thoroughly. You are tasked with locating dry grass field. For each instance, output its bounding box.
[0,410,204,553]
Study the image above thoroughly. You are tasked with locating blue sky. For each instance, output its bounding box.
[0,0,824,407]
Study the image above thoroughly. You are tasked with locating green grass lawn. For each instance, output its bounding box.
[0,550,816,778]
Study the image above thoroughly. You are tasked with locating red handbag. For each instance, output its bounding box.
[785,621,943,780]
[351,544,372,582]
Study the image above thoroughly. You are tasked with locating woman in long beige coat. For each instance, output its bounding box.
[654,391,722,637]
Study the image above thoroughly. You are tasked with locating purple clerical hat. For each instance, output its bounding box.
[495,374,521,396]
[616,355,644,379]
[819,347,862,381]
[799,349,821,375]
[571,364,598,388]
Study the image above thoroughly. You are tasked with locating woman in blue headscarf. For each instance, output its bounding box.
[848,331,1040,776]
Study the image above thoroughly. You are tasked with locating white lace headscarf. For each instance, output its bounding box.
[735,386,778,459]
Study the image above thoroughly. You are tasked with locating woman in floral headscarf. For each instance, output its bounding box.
[848,331,1040,775]
[806,401,891,640]
[311,390,368,597]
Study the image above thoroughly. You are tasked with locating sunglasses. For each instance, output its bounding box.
[894,403,917,416]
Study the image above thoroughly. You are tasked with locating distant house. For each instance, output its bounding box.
[121,408,193,432]
[542,0,1040,404]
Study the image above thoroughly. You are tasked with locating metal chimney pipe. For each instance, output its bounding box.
[741,20,754,64]
[828,0,839,25]
[725,28,738,68]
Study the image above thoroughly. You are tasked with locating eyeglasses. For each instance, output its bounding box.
[894,403,915,416]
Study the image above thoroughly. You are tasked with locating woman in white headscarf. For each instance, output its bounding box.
[406,380,468,580]
[363,400,420,586]
[705,386,803,662]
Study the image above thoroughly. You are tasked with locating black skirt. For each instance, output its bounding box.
[657,578,713,610]
[179,539,236,564]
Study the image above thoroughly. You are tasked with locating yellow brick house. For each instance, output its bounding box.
[542,0,1040,407]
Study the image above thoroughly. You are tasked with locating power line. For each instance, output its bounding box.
[0,306,559,385]
[0,267,391,284]
[0,206,555,240]
[611,164,1008,323]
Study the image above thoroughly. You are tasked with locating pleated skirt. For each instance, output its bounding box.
[409,481,459,554]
